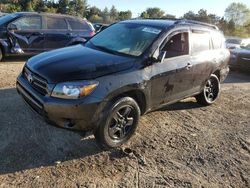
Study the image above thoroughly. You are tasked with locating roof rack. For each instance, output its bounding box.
[132,17,219,30]
[174,19,219,30]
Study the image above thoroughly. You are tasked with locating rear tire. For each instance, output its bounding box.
[196,74,220,105]
[94,97,140,149]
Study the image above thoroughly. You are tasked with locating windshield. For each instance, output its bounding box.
[86,23,162,57]
[0,14,17,26]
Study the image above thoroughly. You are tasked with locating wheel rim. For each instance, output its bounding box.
[108,105,135,140]
[204,77,219,103]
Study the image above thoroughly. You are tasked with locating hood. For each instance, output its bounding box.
[26,45,135,83]
[231,48,250,56]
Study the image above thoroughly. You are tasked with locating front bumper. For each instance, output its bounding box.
[16,74,102,131]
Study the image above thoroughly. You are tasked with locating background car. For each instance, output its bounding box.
[93,23,109,33]
[226,37,250,49]
[0,13,7,17]
[230,44,250,72]
[0,12,95,61]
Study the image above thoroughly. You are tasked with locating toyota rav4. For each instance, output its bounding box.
[16,19,230,149]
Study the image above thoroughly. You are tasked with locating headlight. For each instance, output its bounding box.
[51,80,99,99]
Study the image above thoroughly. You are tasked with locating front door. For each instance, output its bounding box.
[150,30,194,108]
[9,15,44,54]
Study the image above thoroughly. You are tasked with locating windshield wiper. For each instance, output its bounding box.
[94,45,120,55]
[88,41,118,55]
[88,41,136,58]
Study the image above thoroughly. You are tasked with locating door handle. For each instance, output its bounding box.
[186,63,193,70]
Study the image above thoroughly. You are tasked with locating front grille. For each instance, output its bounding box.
[16,83,44,116]
[23,67,48,96]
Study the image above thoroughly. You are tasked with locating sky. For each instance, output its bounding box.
[88,0,250,18]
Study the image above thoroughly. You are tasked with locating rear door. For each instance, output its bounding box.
[43,16,71,50]
[189,29,214,93]
[9,15,44,53]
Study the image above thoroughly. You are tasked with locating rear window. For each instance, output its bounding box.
[191,31,210,54]
[67,19,89,30]
[47,17,68,30]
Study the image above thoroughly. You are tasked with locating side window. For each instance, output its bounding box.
[211,32,224,49]
[47,17,68,30]
[67,19,88,30]
[162,32,189,58]
[191,31,210,54]
[11,16,42,30]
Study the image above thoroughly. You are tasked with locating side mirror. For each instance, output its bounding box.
[151,49,166,63]
[8,23,17,31]
[81,38,87,43]
[158,51,167,63]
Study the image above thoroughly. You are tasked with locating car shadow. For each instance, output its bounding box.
[0,88,102,175]
[1,56,31,63]
[159,100,202,111]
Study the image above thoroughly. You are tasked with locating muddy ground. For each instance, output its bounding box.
[0,58,249,188]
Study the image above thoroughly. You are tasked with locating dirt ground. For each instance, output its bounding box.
[0,57,249,188]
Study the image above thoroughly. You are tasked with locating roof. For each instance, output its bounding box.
[13,12,79,19]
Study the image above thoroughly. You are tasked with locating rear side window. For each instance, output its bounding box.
[47,17,68,30]
[12,16,42,30]
[211,32,224,49]
[191,31,210,54]
[67,19,89,30]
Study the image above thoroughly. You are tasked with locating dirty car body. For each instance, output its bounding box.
[0,12,95,60]
[16,19,230,148]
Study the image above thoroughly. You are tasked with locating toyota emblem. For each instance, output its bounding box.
[27,73,33,83]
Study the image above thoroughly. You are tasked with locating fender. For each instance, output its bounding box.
[90,85,150,129]
[95,81,151,115]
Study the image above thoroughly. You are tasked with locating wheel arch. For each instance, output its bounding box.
[107,88,148,115]
[212,69,221,81]
[0,41,5,56]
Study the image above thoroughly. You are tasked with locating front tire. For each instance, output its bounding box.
[196,74,220,105]
[0,48,3,62]
[94,97,140,149]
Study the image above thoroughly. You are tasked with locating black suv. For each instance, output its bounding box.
[16,19,230,149]
[0,12,95,61]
